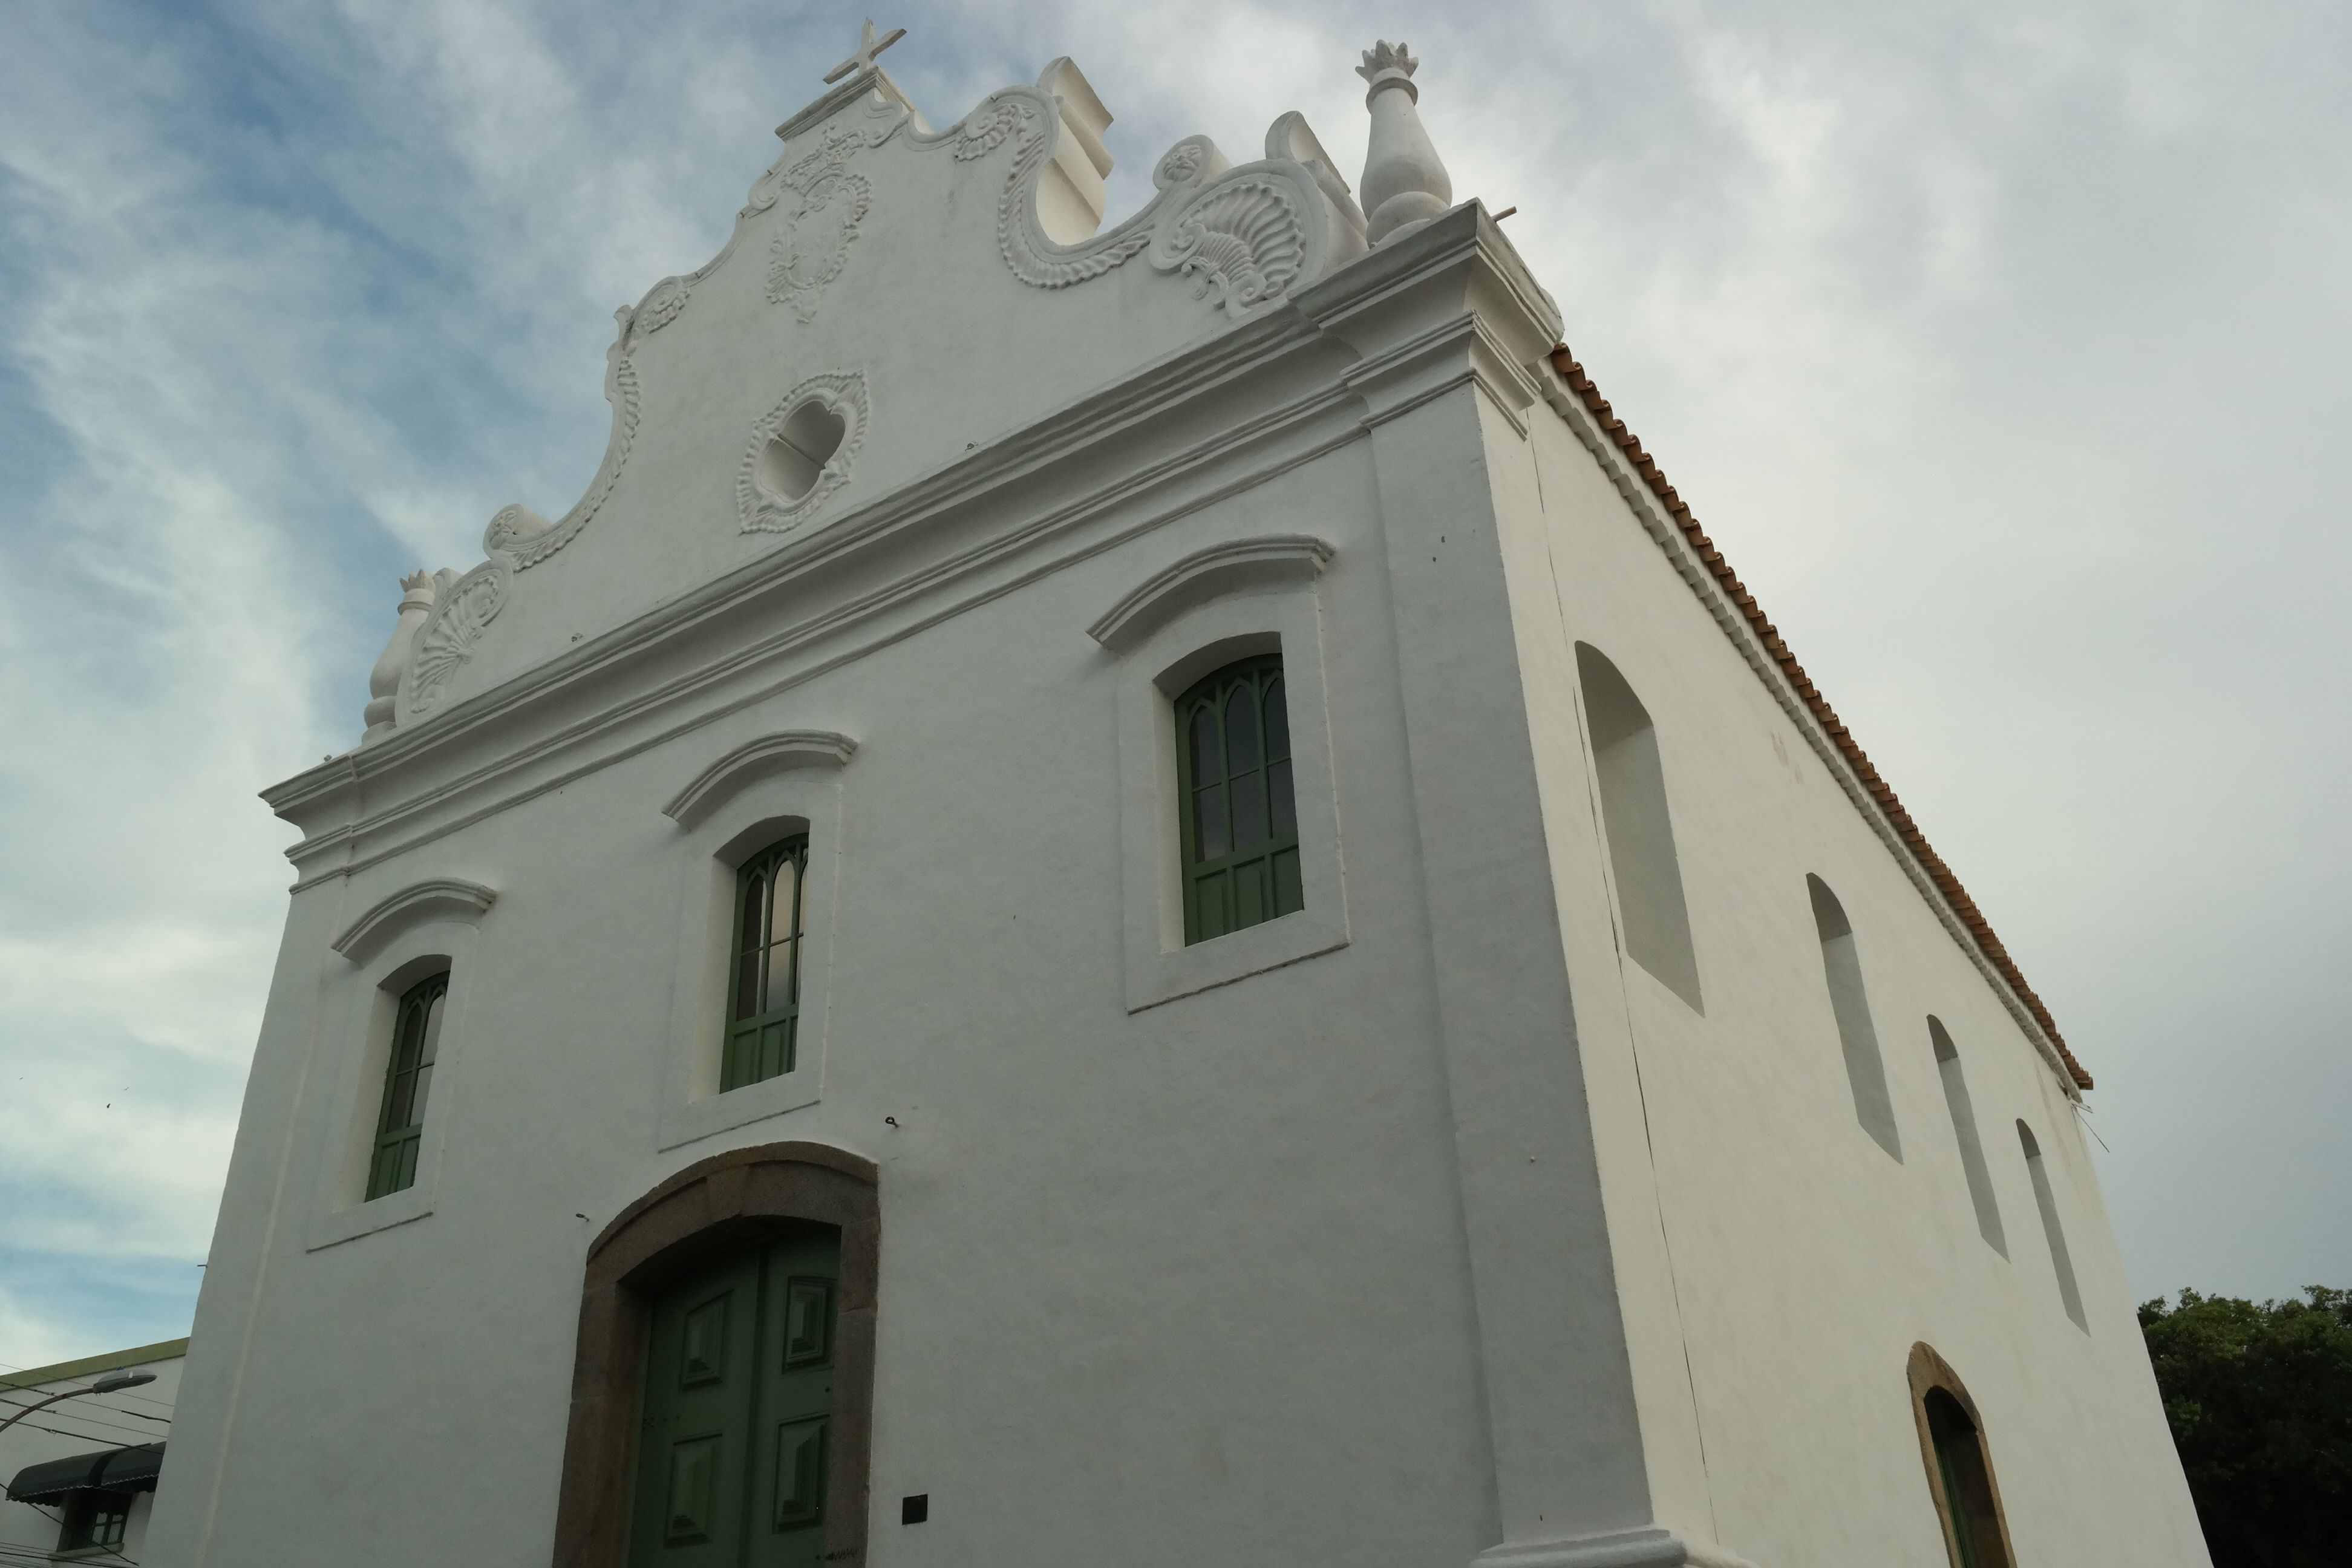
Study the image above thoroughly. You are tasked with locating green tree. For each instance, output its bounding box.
[2138,1287,2352,1567]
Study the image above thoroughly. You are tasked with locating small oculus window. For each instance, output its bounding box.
[725,836,809,1090]
[757,402,846,502]
[367,971,447,1201]
[1175,655,1302,944]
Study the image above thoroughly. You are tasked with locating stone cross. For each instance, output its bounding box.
[823,18,906,84]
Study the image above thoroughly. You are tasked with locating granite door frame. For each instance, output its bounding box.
[552,1141,880,1568]
[1907,1341,2019,1568]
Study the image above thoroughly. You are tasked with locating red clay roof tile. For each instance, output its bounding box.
[1548,345,2092,1091]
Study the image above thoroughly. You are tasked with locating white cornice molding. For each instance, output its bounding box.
[1301,205,1558,439]
[330,878,498,962]
[265,368,1362,864]
[662,731,859,827]
[261,305,1327,825]
[261,206,1555,893]
[269,215,1549,832]
[1086,535,1335,652]
[1537,367,2082,1102]
[1298,201,1561,346]
[275,397,1365,895]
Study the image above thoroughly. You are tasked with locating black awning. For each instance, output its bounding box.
[97,1443,163,1491]
[6,1443,165,1502]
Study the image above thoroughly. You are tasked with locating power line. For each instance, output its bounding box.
[0,1367,177,1416]
[0,1541,139,1568]
[0,1385,177,1417]
[0,1363,178,1401]
[0,1400,170,1446]
[0,1511,141,1568]
[0,1396,171,1429]
[2,1411,165,1446]
[0,1411,165,1448]
[0,1401,170,1439]
[0,1382,176,1417]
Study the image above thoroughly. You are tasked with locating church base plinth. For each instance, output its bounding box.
[1469,1527,1761,1568]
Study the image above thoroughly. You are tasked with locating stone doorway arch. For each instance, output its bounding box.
[552,1142,880,1568]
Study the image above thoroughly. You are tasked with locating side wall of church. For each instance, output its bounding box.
[1498,390,2210,1566]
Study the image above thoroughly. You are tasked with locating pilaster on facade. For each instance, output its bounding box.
[1307,208,1664,1553]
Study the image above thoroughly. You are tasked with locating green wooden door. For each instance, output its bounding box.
[630,1229,841,1568]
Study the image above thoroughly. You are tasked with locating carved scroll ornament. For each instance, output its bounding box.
[939,90,1330,319]
[397,558,512,719]
[371,65,1345,737]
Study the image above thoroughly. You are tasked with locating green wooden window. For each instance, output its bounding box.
[1176,655,1302,944]
[367,972,446,1201]
[59,1490,132,1552]
[725,837,809,1091]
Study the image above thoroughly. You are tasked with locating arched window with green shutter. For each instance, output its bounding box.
[725,835,809,1090]
[367,971,446,1200]
[1176,655,1302,944]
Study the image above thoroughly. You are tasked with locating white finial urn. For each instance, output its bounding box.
[1356,42,1452,245]
[361,570,441,742]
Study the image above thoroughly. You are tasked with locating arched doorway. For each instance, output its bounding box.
[1907,1343,2017,1568]
[552,1143,879,1568]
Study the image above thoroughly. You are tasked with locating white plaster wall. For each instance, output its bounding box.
[422,76,1347,718]
[0,1348,182,1563]
[145,148,2208,1565]
[1505,397,2210,1566]
[148,445,1529,1568]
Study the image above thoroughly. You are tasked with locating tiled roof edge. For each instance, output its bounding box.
[0,1337,189,1396]
[1547,345,2092,1091]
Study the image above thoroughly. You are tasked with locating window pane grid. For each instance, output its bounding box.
[1177,657,1303,945]
[61,1491,133,1551]
[724,837,809,1091]
[367,973,447,1201]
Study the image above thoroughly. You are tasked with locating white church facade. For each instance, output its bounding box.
[145,32,2210,1568]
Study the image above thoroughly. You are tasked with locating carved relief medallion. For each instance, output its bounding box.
[765,128,873,322]
[630,275,692,338]
[768,170,872,322]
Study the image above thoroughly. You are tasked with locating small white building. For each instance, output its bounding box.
[2,1338,185,1561]
[145,33,2209,1568]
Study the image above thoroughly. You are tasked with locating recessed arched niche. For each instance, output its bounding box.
[1574,642,1702,1013]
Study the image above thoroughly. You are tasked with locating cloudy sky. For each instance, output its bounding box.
[1,0,2345,1371]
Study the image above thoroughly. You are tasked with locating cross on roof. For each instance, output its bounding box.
[823,18,906,84]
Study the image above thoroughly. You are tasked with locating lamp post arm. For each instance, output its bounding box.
[0,1385,104,1437]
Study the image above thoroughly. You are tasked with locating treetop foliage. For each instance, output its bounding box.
[2138,1286,2352,1568]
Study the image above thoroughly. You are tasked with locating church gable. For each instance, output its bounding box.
[364,38,1371,742]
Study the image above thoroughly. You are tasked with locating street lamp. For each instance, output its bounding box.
[0,1370,157,1437]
